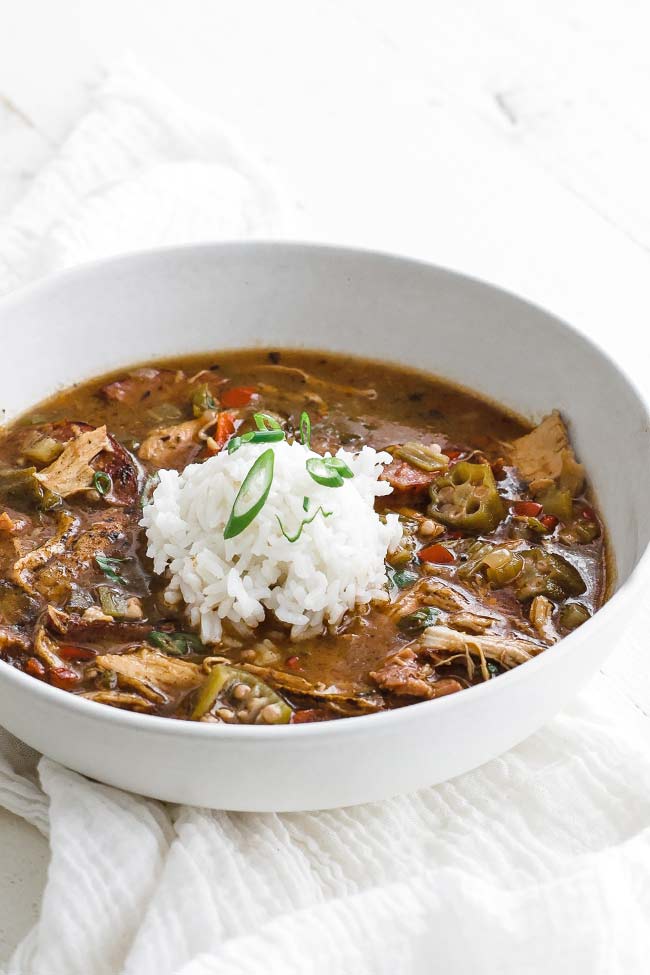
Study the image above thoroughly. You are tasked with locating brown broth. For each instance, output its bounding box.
[0,349,607,724]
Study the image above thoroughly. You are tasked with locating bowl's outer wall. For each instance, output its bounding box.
[0,244,648,809]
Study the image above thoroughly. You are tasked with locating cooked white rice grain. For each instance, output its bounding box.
[140,439,402,643]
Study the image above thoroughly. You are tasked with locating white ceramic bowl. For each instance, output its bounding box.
[0,243,648,811]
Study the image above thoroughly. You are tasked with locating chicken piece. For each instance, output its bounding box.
[81,690,156,712]
[10,420,140,506]
[33,509,132,606]
[447,611,494,634]
[33,620,63,668]
[248,364,377,399]
[12,512,79,596]
[370,646,462,699]
[0,625,31,655]
[511,412,584,496]
[529,595,554,641]
[34,426,112,498]
[419,624,543,670]
[138,415,215,470]
[46,605,152,643]
[0,580,40,627]
[101,368,185,406]
[387,578,468,621]
[242,663,384,712]
[95,647,203,703]
[420,580,468,612]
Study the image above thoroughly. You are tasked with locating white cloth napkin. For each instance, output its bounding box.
[1,62,650,975]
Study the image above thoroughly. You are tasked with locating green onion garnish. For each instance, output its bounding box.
[93,470,112,497]
[228,429,285,453]
[326,457,354,478]
[224,448,275,539]
[95,554,129,585]
[277,505,332,543]
[253,413,282,431]
[300,411,311,448]
[303,496,310,511]
[249,429,284,444]
[305,456,354,488]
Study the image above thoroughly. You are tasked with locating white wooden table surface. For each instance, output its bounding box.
[1,0,650,962]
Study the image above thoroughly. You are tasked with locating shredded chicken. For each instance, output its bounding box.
[447,611,495,634]
[34,426,112,497]
[370,646,462,699]
[45,605,151,643]
[81,606,114,623]
[95,647,203,702]
[138,415,215,469]
[11,512,79,596]
[81,690,156,712]
[242,663,383,712]
[387,578,468,621]
[529,595,554,640]
[419,624,543,670]
[28,509,131,606]
[251,364,377,399]
[0,625,30,655]
[420,580,469,612]
[511,412,584,496]
[33,621,63,668]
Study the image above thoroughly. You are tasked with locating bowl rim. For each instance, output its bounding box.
[1,238,649,742]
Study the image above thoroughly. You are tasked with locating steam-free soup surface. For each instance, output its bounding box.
[0,350,607,724]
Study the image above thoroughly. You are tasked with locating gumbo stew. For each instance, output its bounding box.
[0,350,607,724]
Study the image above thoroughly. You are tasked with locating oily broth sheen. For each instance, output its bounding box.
[0,348,608,721]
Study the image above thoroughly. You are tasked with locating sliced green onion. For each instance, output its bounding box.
[93,470,113,497]
[305,455,354,488]
[248,429,284,444]
[326,456,354,478]
[302,496,310,512]
[147,630,205,656]
[306,457,342,487]
[224,449,275,539]
[228,429,284,454]
[253,412,282,431]
[95,554,129,585]
[300,411,311,448]
[277,505,332,543]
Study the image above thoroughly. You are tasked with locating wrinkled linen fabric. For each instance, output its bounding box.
[0,61,649,975]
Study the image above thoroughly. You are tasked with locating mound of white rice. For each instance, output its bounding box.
[140,439,402,643]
